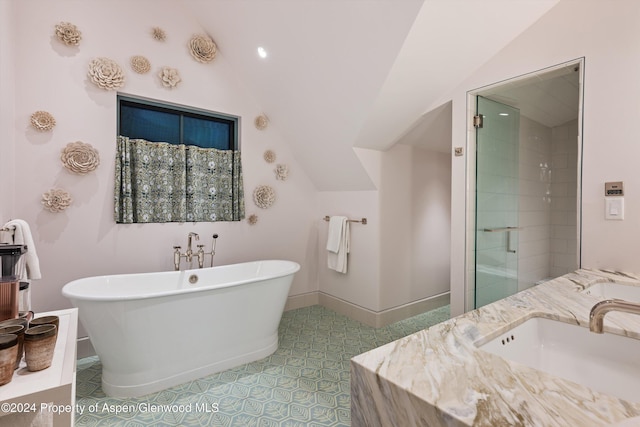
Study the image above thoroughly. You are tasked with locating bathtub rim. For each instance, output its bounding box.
[62,259,300,302]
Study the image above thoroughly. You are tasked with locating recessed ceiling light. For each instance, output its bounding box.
[499,113,509,116]
[257,47,267,59]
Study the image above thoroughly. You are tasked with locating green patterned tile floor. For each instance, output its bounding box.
[75,304,450,426]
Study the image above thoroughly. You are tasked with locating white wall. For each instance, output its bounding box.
[8,1,318,319]
[0,0,15,222]
[379,145,450,310]
[317,190,381,310]
[448,0,640,315]
[317,144,451,314]
[408,147,451,304]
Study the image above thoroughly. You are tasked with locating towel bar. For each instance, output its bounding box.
[323,216,367,225]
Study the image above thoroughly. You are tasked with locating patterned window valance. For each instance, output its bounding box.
[114,136,245,223]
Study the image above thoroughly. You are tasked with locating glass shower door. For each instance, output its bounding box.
[475,96,520,309]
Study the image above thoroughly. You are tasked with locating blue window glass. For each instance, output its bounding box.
[120,103,181,144]
[183,115,231,149]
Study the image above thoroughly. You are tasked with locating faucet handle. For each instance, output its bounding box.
[173,245,181,250]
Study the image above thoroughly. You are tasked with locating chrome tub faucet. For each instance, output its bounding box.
[186,232,199,261]
[589,298,640,333]
[173,233,218,270]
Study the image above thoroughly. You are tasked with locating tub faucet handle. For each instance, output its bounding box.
[196,245,205,268]
[173,246,182,271]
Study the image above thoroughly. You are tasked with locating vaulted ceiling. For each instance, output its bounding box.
[185,0,560,191]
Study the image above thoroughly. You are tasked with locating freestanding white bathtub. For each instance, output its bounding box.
[62,259,300,398]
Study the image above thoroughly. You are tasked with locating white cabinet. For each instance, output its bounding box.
[0,308,78,427]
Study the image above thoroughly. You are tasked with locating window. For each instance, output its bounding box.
[118,95,238,150]
[114,95,245,224]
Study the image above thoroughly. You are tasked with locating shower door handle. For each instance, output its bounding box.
[483,227,522,253]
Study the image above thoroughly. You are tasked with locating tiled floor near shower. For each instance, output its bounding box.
[75,304,450,426]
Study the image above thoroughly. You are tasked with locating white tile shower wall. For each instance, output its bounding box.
[518,116,552,291]
[550,119,579,277]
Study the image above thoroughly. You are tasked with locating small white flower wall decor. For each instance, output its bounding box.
[254,115,269,130]
[152,27,166,42]
[30,111,56,132]
[54,22,82,46]
[130,56,151,74]
[275,164,289,181]
[263,150,276,164]
[253,185,276,209]
[42,188,72,213]
[189,34,217,63]
[61,141,100,174]
[159,67,181,88]
[88,57,125,90]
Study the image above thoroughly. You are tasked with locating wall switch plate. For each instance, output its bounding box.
[605,181,624,196]
[605,197,624,220]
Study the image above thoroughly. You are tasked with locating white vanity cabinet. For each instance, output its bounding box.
[0,308,78,427]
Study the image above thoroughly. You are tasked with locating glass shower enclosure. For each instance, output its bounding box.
[474,96,521,308]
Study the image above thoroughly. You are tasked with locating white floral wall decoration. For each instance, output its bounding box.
[54,22,82,46]
[30,111,56,132]
[152,27,166,42]
[254,115,269,130]
[130,55,151,74]
[247,214,258,225]
[88,57,125,90]
[159,67,181,88]
[275,164,289,181]
[189,34,217,63]
[61,141,100,174]
[253,185,276,209]
[42,188,72,213]
[263,150,276,163]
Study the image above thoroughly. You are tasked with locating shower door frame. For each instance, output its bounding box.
[463,58,585,313]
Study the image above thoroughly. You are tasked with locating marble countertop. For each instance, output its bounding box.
[351,269,640,427]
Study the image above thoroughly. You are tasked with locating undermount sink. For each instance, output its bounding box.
[476,317,640,402]
[582,282,640,302]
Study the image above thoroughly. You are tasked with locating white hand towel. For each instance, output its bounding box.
[326,216,347,253]
[326,216,349,274]
[3,219,41,280]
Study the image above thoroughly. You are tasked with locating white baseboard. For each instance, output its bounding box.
[284,292,320,311]
[77,336,96,359]
[286,291,450,328]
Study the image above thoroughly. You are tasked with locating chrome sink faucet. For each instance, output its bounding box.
[589,298,640,333]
